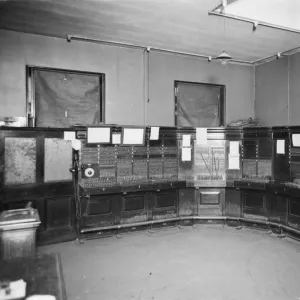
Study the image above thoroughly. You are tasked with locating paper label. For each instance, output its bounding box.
[228,154,240,170]
[276,140,285,154]
[112,133,121,144]
[64,131,76,141]
[182,147,192,161]
[87,127,111,143]
[196,128,207,145]
[182,135,191,147]
[150,127,160,140]
[123,128,144,145]
[229,141,239,155]
[292,134,300,147]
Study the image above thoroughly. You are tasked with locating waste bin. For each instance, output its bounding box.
[0,208,40,260]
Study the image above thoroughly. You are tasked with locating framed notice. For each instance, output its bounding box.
[86,126,111,144]
[122,127,145,146]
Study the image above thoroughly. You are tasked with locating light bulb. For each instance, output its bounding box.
[221,59,228,65]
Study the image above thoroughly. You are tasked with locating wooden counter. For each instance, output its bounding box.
[0,253,67,300]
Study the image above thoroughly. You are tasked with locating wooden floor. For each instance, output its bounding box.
[38,225,300,300]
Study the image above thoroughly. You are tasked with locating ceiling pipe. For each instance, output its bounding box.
[208,10,300,35]
[253,45,300,65]
[280,45,300,56]
[208,9,300,65]
[66,34,145,50]
[149,46,210,59]
[66,34,253,66]
[67,34,299,66]
[252,53,283,66]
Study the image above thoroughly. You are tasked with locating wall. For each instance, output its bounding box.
[255,52,300,126]
[0,29,145,125]
[147,52,255,126]
[0,29,255,126]
[289,53,300,126]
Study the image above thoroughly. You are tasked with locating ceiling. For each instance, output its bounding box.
[0,0,300,63]
[223,0,300,32]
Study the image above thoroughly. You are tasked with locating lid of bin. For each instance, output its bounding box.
[0,208,38,225]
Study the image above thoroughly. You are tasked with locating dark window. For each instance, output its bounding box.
[175,81,225,127]
[26,67,105,127]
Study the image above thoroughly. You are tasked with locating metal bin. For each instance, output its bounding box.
[0,208,40,260]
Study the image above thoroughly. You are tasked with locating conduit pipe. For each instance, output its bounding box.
[207,10,300,65]
[66,34,252,66]
[208,10,300,35]
[253,45,300,65]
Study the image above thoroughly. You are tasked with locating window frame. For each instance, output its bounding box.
[26,66,105,127]
[174,80,226,127]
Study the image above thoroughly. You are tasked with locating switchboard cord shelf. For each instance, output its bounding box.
[79,180,186,195]
[79,215,300,242]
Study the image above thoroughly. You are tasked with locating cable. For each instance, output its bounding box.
[72,151,89,220]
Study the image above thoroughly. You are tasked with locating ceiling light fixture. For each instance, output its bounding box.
[216,50,232,65]
[216,8,232,66]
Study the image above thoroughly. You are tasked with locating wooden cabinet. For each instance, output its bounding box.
[0,128,76,245]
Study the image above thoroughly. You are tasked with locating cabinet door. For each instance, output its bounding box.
[243,190,267,220]
[152,190,178,220]
[178,188,197,216]
[288,197,300,230]
[44,197,72,230]
[120,192,148,224]
[39,196,75,245]
[225,188,241,218]
[198,188,225,216]
[266,192,287,224]
[81,194,119,228]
